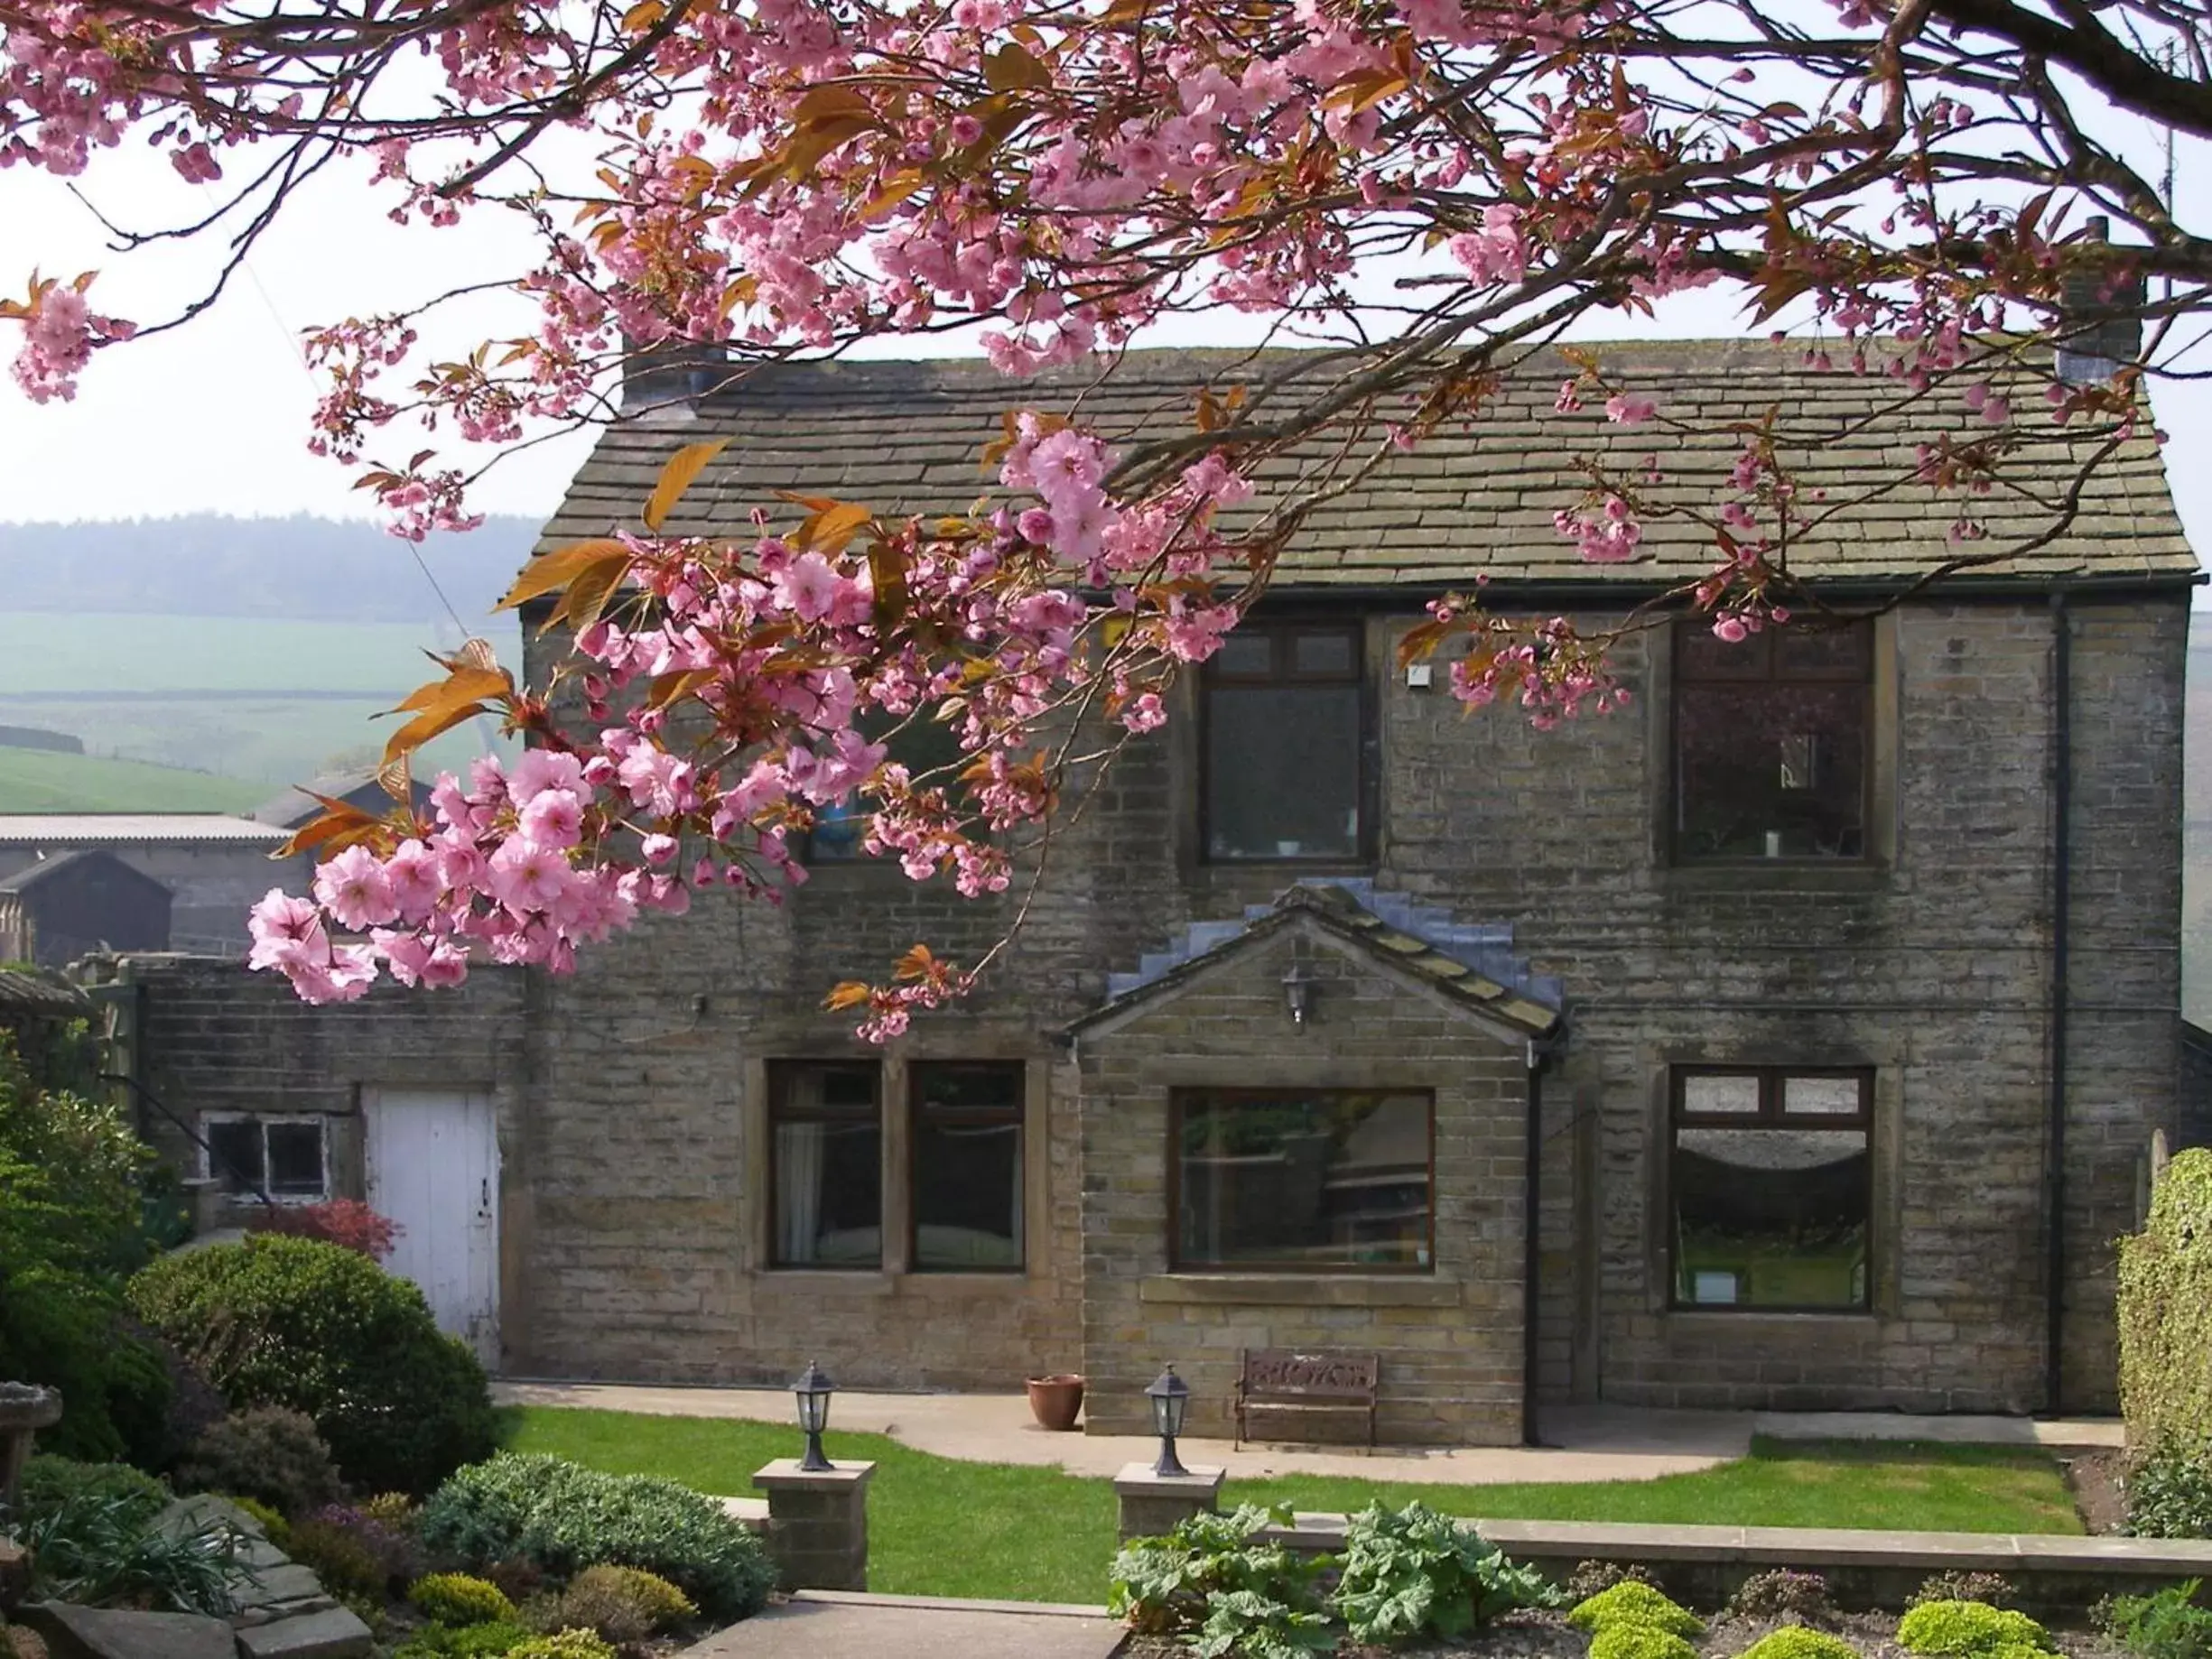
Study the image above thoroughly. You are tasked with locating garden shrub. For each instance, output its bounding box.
[1728,1569,1836,1626]
[413,1572,520,1627]
[1737,1630,1861,1659]
[10,1455,166,1531]
[128,1234,497,1496]
[1109,1503,1332,1653]
[482,1557,549,1605]
[1589,1624,1700,1659]
[391,1623,532,1659]
[219,1494,292,1549]
[1896,1600,2053,1656]
[1568,1580,1704,1637]
[524,1564,696,1643]
[1332,1501,1560,1644]
[175,1406,343,1517]
[1566,1561,1660,1602]
[303,1504,421,1594]
[421,1453,774,1622]
[2121,1150,2212,1463]
[1912,1573,2019,1610]
[0,1033,171,1467]
[17,1487,246,1616]
[507,1634,618,1659]
[2097,1579,2212,1659]
[2126,1445,2212,1539]
[246,1200,398,1261]
[363,1491,419,1529]
[284,1515,388,1601]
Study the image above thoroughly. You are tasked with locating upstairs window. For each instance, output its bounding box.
[769,1061,883,1267]
[807,715,967,863]
[1173,1089,1433,1271]
[911,1061,1025,1272]
[1202,623,1367,863]
[1672,619,1873,860]
[1670,1066,1872,1311]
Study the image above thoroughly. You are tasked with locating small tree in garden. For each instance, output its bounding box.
[5,0,2200,1021]
[247,1200,401,1263]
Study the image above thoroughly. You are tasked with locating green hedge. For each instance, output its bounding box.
[2119,1147,2212,1458]
[129,1234,495,1496]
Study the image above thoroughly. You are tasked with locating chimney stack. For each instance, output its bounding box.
[2055,216,2147,385]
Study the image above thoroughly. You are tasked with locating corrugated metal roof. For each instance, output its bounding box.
[0,965,91,1016]
[0,815,288,846]
[539,338,2197,588]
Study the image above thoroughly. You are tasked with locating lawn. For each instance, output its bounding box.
[501,1407,2082,1608]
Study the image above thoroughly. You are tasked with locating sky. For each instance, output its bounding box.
[5,96,2211,598]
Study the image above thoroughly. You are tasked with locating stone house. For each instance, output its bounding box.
[104,338,2196,1442]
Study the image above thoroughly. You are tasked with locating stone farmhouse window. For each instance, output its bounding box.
[1171,1089,1433,1272]
[1669,1067,1872,1311]
[1201,622,1368,863]
[201,1113,327,1201]
[1671,617,1873,860]
[806,713,967,862]
[768,1058,1027,1272]
[911,1061,1024,1272]
[769,1061,883,1266]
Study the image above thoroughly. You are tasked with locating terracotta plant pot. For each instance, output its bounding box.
[1027,1373,1086,1432]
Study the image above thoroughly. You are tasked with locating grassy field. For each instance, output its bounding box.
[502,1407,2082,1607]
[0,611,522,803]
[0,749,266,812]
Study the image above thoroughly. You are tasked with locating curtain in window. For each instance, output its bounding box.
[776,1121,826,1264]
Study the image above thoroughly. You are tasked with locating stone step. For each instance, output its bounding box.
[232,1608,373,1659]
[16,1603,233,1659]
[230,1597,338,1630]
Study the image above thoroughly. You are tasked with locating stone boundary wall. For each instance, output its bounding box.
[1255,1514,2212,1610]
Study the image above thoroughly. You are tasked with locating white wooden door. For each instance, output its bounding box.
[365,1089,500,1367]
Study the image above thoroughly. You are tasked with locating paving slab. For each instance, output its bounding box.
[1753,1411,2124,1449]
[15,1603,235,1659]
[233,1608,374,1659]
[678,1590,1124,1659]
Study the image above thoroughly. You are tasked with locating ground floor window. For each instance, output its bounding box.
[1670,1066,1871,1311]
[911,1061,1024,1271]
[1172,1089,1434,1271]
[769,1057,1028,1272]
[770,1061,883,1267]
[202,1114,328,1200]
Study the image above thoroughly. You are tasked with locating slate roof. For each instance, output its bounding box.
[538,338,2194,589]
[0,965,91,1017]
[1064,880,1563,1041]
[0,815,287,847]
[0,848,173,897]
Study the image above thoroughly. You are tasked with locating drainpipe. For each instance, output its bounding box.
[1522,1035,1550,1448]
[2045,590,2072,1415]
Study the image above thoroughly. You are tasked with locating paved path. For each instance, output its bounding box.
[679,1591,1124,1659]
[493,1379,2123,1484]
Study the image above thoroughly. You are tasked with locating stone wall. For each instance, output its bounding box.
[1073,925,1531,1446]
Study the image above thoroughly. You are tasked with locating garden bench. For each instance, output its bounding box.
[1233,1349,1380,1449]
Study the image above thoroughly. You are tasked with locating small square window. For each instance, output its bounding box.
[1670,1067,1871,1311]
[205,1119,265,1195]
[806,714,967,863]
[266,1122,327,1196]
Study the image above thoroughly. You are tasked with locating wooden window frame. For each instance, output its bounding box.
[200,1112,330,1203]
[1196,619,1376,867]
[1668,616,1876,866]
[1667,1064,1873,1313]
[908,1060,1027,1274]
[1167,1087,1436,1274]
[767,1059,884,1270]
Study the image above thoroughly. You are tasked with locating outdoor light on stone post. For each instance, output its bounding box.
[1113,1364,1223,1543]
[1146,1364,1192,1477]
[791,1359,834,1473]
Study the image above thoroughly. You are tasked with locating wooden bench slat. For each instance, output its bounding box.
[1235,1349,1380,1449]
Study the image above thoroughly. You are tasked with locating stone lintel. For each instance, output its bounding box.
[1138,1274,1462,1308]
[753,1459,878,1495]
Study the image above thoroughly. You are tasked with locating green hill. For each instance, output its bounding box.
[0,749,267,813]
